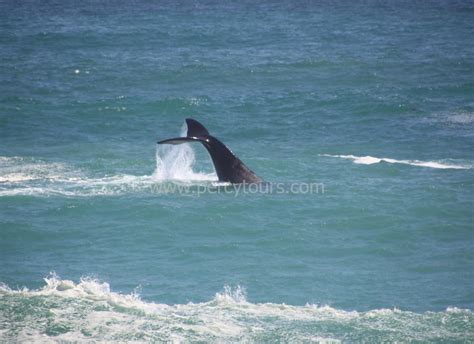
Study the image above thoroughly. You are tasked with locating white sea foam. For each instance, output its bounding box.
[0,131,217,196]
[0,171,158,197]
[420,111,474,126]
[0,156,73,183]
[321,154,471,169]
[447,113,474,124]
[0,274,472,343]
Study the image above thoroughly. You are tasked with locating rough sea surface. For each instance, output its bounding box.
[1,1,473,342]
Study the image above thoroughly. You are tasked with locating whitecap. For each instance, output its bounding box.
[1,274,472,343]
[448,113,474,124]
[321,154,471,170]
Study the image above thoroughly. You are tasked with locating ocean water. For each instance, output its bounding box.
[1,1,473,342]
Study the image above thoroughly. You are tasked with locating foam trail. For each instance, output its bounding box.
[321,154,471,169]
[0,156,72,183]
[0,132,218,196]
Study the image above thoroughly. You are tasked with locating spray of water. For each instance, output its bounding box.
[153,124,217,182]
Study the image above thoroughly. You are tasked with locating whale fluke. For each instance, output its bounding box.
[158,119,262,184]
[186,118,209,137]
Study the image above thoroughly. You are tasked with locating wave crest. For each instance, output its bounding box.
[322,154,472,169]
[1,274,472,343]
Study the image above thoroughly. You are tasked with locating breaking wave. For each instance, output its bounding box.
[322,154,472,170]
[0,274,472,342]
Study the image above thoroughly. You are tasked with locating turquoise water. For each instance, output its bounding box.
[1,1,473,342]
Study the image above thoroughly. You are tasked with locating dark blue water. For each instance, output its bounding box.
[1,1,473,342]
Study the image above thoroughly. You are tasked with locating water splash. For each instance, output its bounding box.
[153,124,217,182]
[215,285,247,303]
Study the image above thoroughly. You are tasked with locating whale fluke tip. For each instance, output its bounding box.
[186,118,209,137]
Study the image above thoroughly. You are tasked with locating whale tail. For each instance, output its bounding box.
[185,118,210,137]
[157,118,209,145]
[158,118,262,184]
